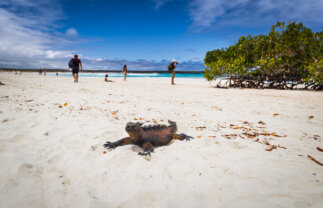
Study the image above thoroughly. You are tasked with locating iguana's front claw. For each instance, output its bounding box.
[103,141,117,150]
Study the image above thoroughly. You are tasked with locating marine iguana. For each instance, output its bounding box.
[103,120,193,156]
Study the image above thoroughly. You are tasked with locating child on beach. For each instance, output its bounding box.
[104,74,114,82]
[168,59,178,85]
[123,65,128,81]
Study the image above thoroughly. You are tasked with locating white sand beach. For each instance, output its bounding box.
[0,72,322,208]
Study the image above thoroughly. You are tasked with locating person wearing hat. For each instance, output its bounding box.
[70,54,82,82]
[168,59,178,85]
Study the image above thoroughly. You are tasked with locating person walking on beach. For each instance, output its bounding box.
[69,54,82,82]
[168,59,178,85]
[123,65,128,81]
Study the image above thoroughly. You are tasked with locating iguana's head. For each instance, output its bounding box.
[125,122,143,133]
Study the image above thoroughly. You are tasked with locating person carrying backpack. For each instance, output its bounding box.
[168,59,178,85]
[68,54,82,82]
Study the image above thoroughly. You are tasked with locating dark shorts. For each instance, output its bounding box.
[72,68,79,74]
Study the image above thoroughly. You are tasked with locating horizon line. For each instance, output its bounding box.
[0,68,205,74]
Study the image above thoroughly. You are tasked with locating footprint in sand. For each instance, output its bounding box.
[18,163,43,177]
[90,200,109,208]
[2,163,46,207]
[116,191,157,208]
[167,162,195,180]
[9,134,24,143]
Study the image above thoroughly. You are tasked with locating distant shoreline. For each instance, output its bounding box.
[0,68,204,74]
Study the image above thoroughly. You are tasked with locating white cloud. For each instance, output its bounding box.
[188,0,323,31]
[0,0,77,69]
[0,5,203,70]
[151,0,322,30]
[0,6,72,68]
[45,50,71,59]
[189,0,226,30]
[66,28,78,36]
[0,0,204,70]
[0,0,64,28]
[152,0,173,9]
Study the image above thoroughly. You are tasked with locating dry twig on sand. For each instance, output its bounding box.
[317,147,323,152]
[263,138,270,145]
[263,139,286,151]
[265,145,277,151]
[307,155,323,166]
[258,121,266,125]
[222,134,237,139]
[271,132,287,137]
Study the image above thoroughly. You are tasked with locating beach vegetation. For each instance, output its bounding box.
[204,22,323,90]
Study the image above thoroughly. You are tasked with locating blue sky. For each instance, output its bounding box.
[0,0,322,71]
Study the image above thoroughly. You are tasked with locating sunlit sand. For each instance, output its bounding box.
[0,72,322,207]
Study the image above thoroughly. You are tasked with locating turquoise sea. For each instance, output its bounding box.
[54,72,204,79]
